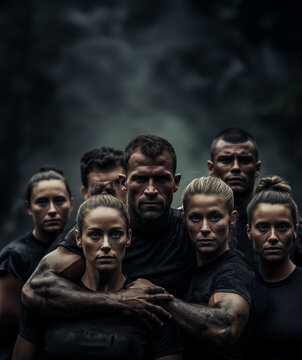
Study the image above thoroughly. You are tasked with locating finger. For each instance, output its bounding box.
[148,293,174,303]
[146,286,165,294]
[145,303,172,321]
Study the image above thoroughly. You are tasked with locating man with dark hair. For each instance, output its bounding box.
[207,128,261,268]
[80,146,126,203]
[22,135,195,328]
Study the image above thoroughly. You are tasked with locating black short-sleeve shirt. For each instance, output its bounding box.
[59,208,196,298]
[183,249,255,360]
[19,279,183,360]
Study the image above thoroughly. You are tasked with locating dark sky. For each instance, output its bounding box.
[1,0,302,248]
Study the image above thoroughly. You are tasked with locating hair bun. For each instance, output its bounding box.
[89,181,116,197]
[39,165,64,176]
[255,176,291,195]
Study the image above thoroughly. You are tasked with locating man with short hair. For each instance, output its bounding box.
[207,128,261,269]
[22,135,195,327]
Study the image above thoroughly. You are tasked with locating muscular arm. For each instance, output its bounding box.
[167,292,250,347]
[22,246,172,327]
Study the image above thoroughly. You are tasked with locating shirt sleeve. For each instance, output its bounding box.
[58,224,84,258]
[150,321,183,359]
[212,261,255,307]
[0,247,27,282]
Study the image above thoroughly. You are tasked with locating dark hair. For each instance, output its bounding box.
[76,194,130,236]
[25,166,72,206]
[89,181,116,197]
[210,128,258,160]
[124,134,177,174]
[247,176,299,226]
[80,147,124,188]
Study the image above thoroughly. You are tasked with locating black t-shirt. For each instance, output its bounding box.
[0,231,50,282]
[229,216,258,271]
[244,267,302,360]
[183,249,255,360]
[19,279,183,360]
[59,208,196,298]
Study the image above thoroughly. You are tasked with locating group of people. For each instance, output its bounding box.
[0,128,301,359]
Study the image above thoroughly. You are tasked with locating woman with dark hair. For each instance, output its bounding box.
[12,193,183,360]
[244,176,302,360]
[0,166,73,359]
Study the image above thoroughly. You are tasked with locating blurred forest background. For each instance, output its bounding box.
[1,0,302,249]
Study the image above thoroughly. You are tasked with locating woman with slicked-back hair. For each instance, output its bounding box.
[244,176,302,360]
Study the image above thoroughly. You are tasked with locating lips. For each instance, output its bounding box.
[44,219,62,225]
[96,256,115,262]
[226,177,245,184]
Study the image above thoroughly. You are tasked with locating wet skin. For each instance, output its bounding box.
[120,150,181,227]
[208,140,261,196]
[75,206,131,291]
[27,179,73,241]
[185,193,237,266]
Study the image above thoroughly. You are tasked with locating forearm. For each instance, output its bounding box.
[167,298,234,347]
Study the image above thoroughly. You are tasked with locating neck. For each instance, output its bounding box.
[259,256,296,282]
[81,264,125,292]
[197,244,229,267]
[234,193,253,218]
[32,227,59,245]
[129,208,170,233]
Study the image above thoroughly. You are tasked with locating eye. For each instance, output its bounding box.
[88,231,101,240]
[188,214,201,223]
[110,230,123,239]
[133,176,147,184]
[238,156,253,164]
[155,175,170,183]
[209,213,222,222]
[54,197,67,205]
[218,156,232,164]
[256,223,269,233]
[35,198,48,207]
[276,222,291,232]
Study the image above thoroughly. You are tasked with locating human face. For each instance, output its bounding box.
[247,203,298,263]
[185,193,237,265]
[76,206,131,273]
[208,140,261,196]
[81,166,126,204]
[27,180,73,235]
[120,150,181,223]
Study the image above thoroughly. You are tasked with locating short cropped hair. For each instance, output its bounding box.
[210,128,258,160]
[124,134,177,174]
[80,147,124,188]
[182,176,234,215]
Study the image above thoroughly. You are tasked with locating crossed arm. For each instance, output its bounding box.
[21,246,173,328]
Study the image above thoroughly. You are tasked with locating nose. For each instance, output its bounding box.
[231,158,240,173]
[268,227,278,244]
[101,235,111,253]
[200,219,211,235]
[144,179,158,198]
[48,201,57,217]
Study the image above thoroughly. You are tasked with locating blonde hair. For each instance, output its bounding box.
[182,176,234,214]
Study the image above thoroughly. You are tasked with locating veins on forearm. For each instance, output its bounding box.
[167,298,234,347]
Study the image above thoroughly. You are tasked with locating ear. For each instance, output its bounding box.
[81,186,89,200]
[25,200,32,216]
[293,223,299,240]
[75,228,82,248]
[207,160,214,176]
[126,228,132,248]
[173,173,181,193]
[69,197,74,213]
[119,174,127,192]
[255,160,261,178]
[246,224,252,240]
[230,210,238,228]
